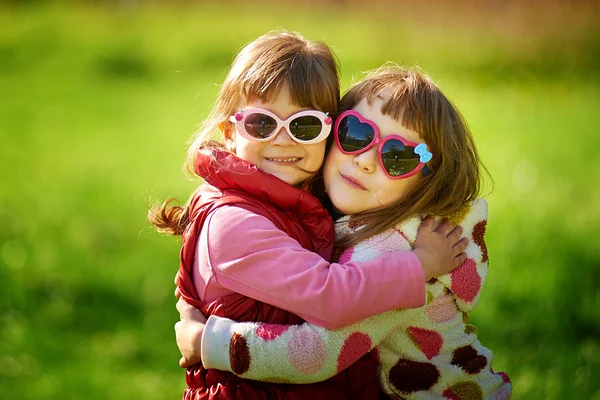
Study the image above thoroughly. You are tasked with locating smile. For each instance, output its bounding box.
[265,157,301,163]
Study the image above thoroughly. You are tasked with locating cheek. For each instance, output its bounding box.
[304,142,327,168]
[375,175,422,206]
[323,146,342,177]
[234,136,262,162]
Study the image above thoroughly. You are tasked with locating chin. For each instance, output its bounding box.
[330,199,357,216]
[274,173,303,186]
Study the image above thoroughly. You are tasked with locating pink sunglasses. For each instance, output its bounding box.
[230,107,333,144]
[334,110,432,179]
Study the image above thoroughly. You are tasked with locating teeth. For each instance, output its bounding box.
[269,158,299,162]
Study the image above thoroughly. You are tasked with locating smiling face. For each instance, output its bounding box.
[324,96,426,215]
[224,83,328,187]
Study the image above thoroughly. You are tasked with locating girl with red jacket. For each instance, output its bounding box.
[150,32,466,400]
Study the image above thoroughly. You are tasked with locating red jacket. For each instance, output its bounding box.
[177,146,379,400]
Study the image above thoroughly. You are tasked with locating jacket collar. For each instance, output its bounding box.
[193,144,323,215]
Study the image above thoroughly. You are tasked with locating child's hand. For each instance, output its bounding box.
[413,215,469,281]
[174,288,207,368]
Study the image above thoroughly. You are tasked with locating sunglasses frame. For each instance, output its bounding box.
[334,110,432,180]
[229,107,332,144]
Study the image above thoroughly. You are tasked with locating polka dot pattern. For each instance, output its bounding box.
[472,220,488,263]
[407,327,443,360]
[451,346,488,374]
[256,323,289,341]
[337,332,372,373]
[426,293,457,323]
[230,333,251,375]
[287,329,326,374]
[443,381,483,400]
[389,359,440,394]
[450,258,481,302]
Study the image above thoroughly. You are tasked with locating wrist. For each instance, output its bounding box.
[201,315,236,371]
[412,248,432,281]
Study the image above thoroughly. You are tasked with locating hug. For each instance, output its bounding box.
[150,30,511,400]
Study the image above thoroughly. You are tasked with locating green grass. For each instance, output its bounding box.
[0,2,599,399]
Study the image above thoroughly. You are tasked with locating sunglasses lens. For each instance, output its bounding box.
[244,113,278,139]
[381,140,420,177]
[337,115,375,152]
[289,116,323,141]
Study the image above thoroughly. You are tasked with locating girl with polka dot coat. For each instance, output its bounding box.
[176,65,512,399]
[200,199,511,399]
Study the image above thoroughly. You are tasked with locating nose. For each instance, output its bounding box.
[353,147,378,173]
[270,126,296,147]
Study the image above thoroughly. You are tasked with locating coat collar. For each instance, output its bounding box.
[194,144,324,216]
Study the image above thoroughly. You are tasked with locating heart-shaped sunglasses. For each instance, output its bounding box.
[230,107,333,144]
[334,110,432,179]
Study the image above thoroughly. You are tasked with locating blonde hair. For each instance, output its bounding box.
[337,65,489,247]
[149,30,340,235]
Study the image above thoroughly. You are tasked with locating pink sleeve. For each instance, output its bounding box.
[202,206,425,329]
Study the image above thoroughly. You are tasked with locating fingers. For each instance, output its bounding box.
[454,252,467,268]
[174,286,181,299]
[418,215,435,232]
[447,225,463,242]
[435,218,452,236]
[176,298,195,317]
[174,272,179,286]
[452,237,469,255]
[176,299,208,323]
[180,357,195,368]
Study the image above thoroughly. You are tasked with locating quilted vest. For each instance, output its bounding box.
[177,146,379,400]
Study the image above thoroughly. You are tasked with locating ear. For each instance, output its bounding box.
[219,121,236,152]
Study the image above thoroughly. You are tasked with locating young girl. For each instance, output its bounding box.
[151,32,466,400]
[175,66,512,399]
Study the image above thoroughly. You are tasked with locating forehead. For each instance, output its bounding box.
[353,97,422,143]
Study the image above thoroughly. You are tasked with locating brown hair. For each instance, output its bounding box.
[149,30,340,235]
[337,64,490,247]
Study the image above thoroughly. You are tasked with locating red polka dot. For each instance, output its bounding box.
[389,359,440,394]
[472,220,488,263]
[407,327,443,360]
[256,323,290,341]
[230,333,251,374]
[451,346,488,374]
[450,258,481,302]
[337,332,372,373]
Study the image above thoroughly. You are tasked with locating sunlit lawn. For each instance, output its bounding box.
[0,3,598,399]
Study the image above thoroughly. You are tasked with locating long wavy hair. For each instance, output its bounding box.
[149,30,340,235]
[336,65,490,247]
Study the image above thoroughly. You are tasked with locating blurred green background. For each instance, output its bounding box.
[1,0,599,399]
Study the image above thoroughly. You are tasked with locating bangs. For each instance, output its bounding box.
[240,51,338,114]
[342,69,441,142]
